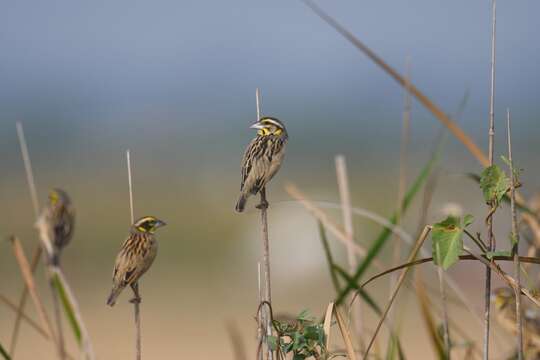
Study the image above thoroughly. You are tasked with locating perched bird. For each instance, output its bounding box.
[43,188,75,266]
[107,216,166,306]
[235,116,288,212]
[493,287,540,358]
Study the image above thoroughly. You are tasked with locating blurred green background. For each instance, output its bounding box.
[1,1,539,358]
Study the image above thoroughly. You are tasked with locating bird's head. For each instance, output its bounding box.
[250,117,287,137]
[492,287,514,310]
[133,216,167,233]
[48,188,71,208]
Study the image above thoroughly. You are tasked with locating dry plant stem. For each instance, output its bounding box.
[259,187,273,360]
[1,293,50,339]
[257,262,263,360]
[11,122,46,356]
[255,88,273,360]
[363,225,432,358]
[0,293,77,360]
[301,0,489,167]
[507,109,523,359]
[9,245,42,356]
[285,185,378,264]
[9,236,56,345]
[334,308,357,360]
[335,155,363,348]
[483,2,497,359]
[126,150,142,360]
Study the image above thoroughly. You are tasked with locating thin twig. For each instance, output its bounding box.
[0,294,76,360]
[257,262,263,360]
[507,109,523,359]
[11,123,46,356]
[300,0,489,167]
[127,150,134,224]
[16,122,40,218]
[363,225,432,358]
[9,236,56,344]
[255,88,273,360]
[9,245,42,355]
[483,1,497,358]
[126,150,141,360]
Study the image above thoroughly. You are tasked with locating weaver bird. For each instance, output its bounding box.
[107,216,166,306]
[43,188,75,266]
[493,287,540,358]
[235,116,288,212]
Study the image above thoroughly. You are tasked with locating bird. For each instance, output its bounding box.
[493,287,540,357]
[42,188,75,266]
[107,216,166,307]
[235,116,288,212]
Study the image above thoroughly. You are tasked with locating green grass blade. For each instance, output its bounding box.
[335,145,441,305]
[318,221,342,293]
[0,341,11,360]
[52,272,82,344]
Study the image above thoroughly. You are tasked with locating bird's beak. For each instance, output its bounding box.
[155,220,167,228]
[250,122,264,130]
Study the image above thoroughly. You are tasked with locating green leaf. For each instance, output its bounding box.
[0,341,11,360]
[468,173,535,215]
[267,336,278,351]
[463,214,474,227]
[480,165,510,204]
[485,250,512,260]
[52,272,82,344]
[432,216,463,270]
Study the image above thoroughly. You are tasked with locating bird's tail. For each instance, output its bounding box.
[235,194,247,213]
[106,285,124,307]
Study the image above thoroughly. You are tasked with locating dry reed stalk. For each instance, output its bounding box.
[9,236,56,346]
[335,155,364,348]
[126,150,142,360]
[483,2,497,358]
[255,88,273,360]
[364,225,432,358]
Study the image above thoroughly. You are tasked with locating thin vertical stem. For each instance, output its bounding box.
[256,89,273,360]
[484,1,496,359]
[127,150,135,224]
[507,109,523,359]
[16,122,40,219]
[257,262,263,360]
[126,150,141,360]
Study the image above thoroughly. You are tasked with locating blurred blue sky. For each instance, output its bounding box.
[1,1,539,179]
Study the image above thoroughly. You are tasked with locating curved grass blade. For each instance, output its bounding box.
[0,342,11,360]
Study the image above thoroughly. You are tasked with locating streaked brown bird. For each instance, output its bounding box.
[107,216,166,306]
[43,188,75,266]
[235,116,288,212]
[493,287,540,358]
